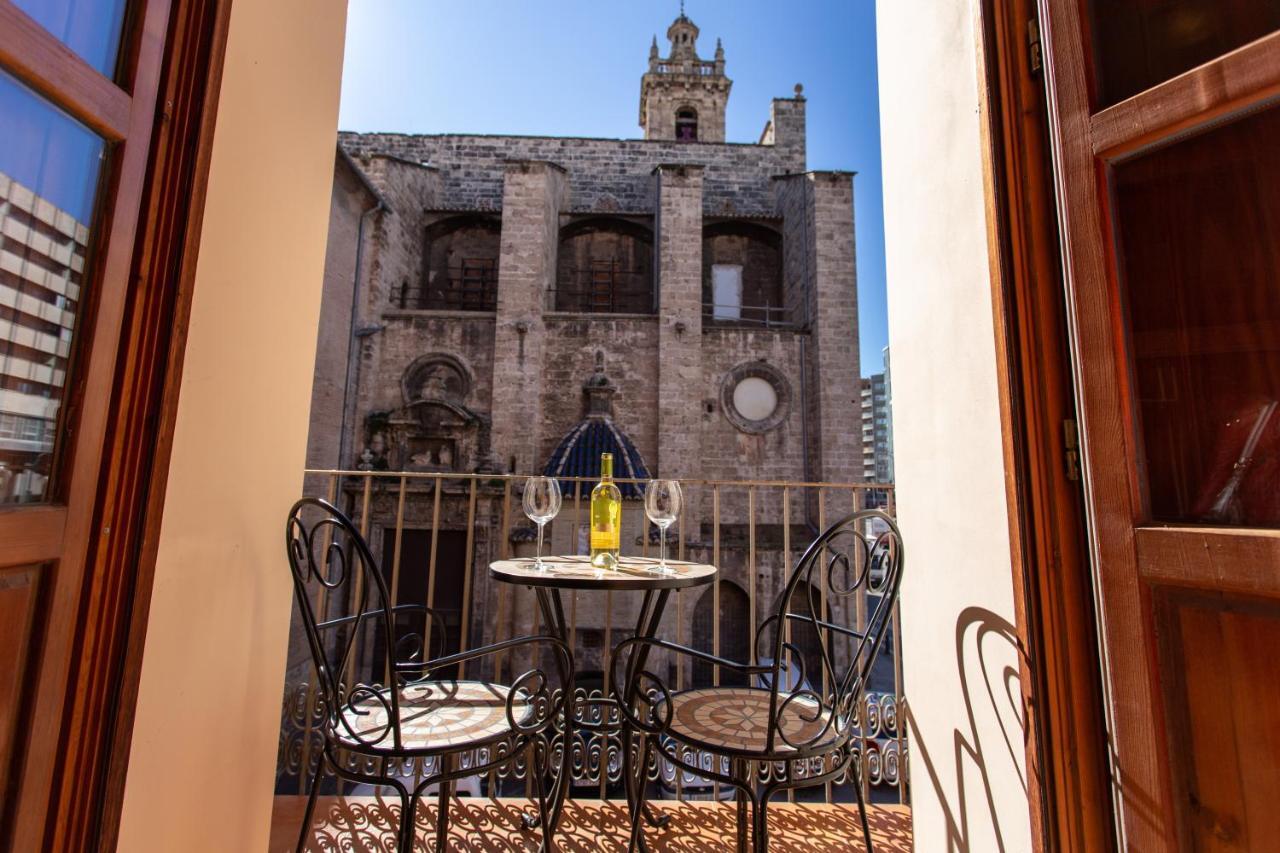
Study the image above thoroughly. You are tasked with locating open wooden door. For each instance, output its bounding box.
[0,2,173,846]
[1038,2,1280,848]
[1,0,227,847]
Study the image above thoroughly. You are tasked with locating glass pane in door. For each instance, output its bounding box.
[0,70,106,504]
[712,264,742,320]
[12,0,131,80]
[1087,1,1280,107]
[1113,105,1280,527]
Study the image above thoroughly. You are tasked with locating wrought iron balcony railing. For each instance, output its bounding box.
[392,267,498,312]
[702,302,796,329]
[277,471,905,808]
[554,266,654,314]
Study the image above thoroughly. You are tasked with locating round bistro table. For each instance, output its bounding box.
[489,555,717,843]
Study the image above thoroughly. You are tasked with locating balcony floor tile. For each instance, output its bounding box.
[272,795,912,851]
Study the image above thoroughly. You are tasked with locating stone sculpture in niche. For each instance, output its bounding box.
[416,364,463,403]
[359,353,493,472]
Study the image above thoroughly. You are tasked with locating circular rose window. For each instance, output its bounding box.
[721,363,790,434]
[733,377,778,421]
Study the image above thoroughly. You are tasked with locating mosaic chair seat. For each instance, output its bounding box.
[610,510,904,853]
[286,498,572,852]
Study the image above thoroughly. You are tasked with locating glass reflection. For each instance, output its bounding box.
[1088,1,1280,107]
[1114,106,1280,527]
[0,71,105,504]
[13,0,130,80]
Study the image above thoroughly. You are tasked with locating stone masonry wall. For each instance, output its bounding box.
[761,96,807,166]
[699,326,808,502]
[697,326,810,593]
[655,165,704,480]
[357,156,441,315]
[360,313,497,422]
[776,174,812,325]
[339,132,805,216]
[804,172,861,483]
[352,157,444,446]
[539,316,660,474]
[490,161,568,472]
[304,157,373,487]
[641,83,728,143]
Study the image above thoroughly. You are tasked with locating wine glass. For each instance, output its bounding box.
[644,479,682,575]
[523,477,561,571]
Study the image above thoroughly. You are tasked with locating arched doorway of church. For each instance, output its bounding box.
[691,580,750,688]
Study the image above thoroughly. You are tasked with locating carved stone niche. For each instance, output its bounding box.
[362,353,496,473]
[402,353,472,406]
[393,400,478,472]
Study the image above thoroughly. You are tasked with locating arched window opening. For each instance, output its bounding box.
[702,221,785,326]
[406,214,501,310]
[555,217,654,314]
[676,107,698,141]
[692,580,751,688]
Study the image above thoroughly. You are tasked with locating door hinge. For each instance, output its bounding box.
[1027,18,1043,74]
[1063,418,1081,482]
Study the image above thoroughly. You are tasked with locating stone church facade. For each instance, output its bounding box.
[304,14,862,680]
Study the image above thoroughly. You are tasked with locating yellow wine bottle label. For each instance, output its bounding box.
[590,527,619,550]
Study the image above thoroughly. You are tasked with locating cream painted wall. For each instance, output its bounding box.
[116,1,348,849]
[876,2,1033,851]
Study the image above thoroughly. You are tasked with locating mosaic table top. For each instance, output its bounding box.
[489,555,717,591]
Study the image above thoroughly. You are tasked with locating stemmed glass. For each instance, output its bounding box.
[523,477,561,571]
[644,479,682,575]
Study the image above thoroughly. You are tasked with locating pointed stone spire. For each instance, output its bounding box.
[639,12,731,141]
[666,13,699,60]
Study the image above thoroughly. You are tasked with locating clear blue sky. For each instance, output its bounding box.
[339,1,888,376]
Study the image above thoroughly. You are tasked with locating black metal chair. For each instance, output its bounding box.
[286,498,572,852]
[609,509,904,852]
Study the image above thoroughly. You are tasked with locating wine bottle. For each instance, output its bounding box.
[590,452,622,569]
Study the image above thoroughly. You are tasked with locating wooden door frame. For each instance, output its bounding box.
[58,2,233,848]
[976,0,1117,849]
[1033,2,1280,849]
[0,0,172,844]
[1,0,232,848]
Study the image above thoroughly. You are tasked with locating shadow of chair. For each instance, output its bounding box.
[270,795,915,851]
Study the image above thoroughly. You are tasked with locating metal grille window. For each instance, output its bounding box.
[554,217,655,314]
[555,261,652,313]
[457,258,497,310]
[399,215,502,311]
[589,259,619,311]
[396,259,498,311]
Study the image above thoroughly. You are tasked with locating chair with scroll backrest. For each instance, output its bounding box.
[610,509,904,852]
[286,497,572,852]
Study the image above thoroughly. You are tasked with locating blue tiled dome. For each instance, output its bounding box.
[544,418,650,499]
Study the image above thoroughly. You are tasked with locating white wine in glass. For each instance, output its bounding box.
[523,476,561,570]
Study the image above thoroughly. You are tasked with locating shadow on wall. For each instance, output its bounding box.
[905,607,1029,853]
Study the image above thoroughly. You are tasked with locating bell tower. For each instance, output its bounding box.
[639,12,731,142]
